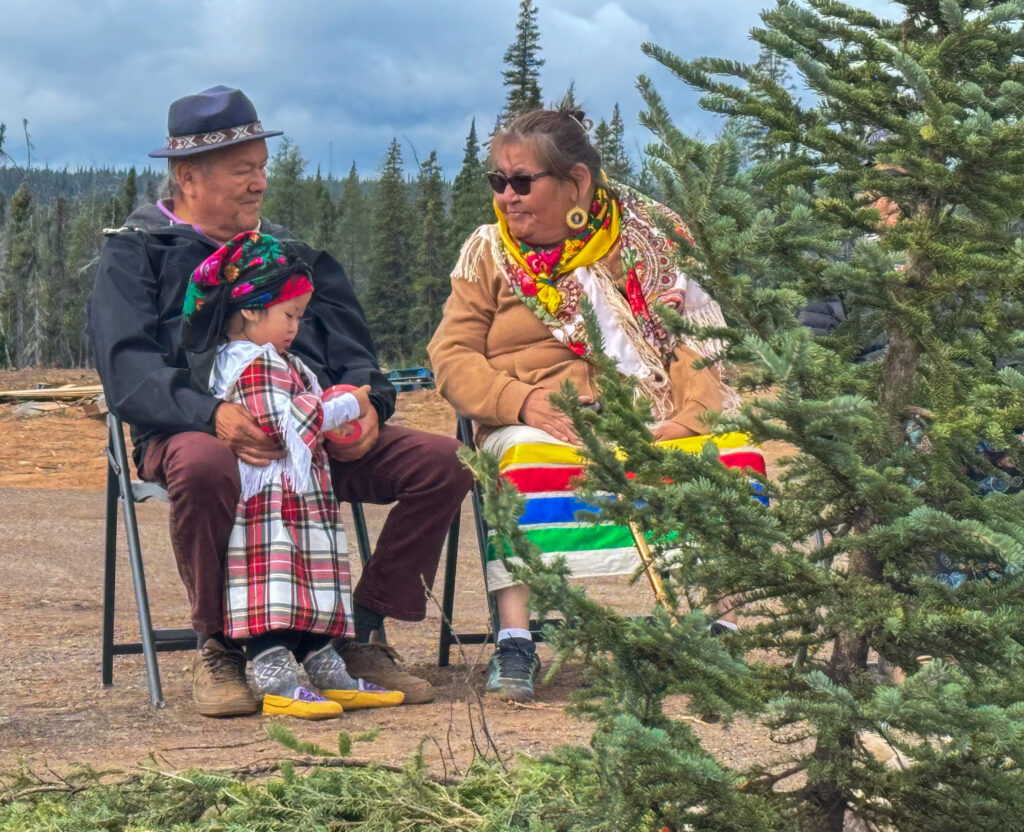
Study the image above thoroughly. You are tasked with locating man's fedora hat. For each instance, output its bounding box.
[149,85,283,158]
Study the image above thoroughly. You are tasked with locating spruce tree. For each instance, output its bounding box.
[501,0,544,123]
[40,197,69,365]
[593,118,610,154]
[467,2,1024,830]
[552,80,580,112]
[722,43,797,166]
[447,120,492,267]
[365,139,411,365]
[0,182,38,367]
[337,162,371,297]
[263,139,312,238]
[594,103,634,183]
[117,167,137,225]
[633,156,660,200]
[409,151,448,354]
[309,169,337,255]
[65,194,106,367]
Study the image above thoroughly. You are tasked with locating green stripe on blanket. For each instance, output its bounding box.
[486,525,639,562]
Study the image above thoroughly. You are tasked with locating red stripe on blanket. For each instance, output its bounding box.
[719,451,767,475]
[500,466,585,493]
[499,454,765,493]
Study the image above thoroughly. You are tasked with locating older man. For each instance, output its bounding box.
[89,86,471,716]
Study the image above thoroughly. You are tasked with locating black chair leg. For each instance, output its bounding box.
[470,480,501,640]
[349,502,385,644]
[434,415,504,663]
[101,462,118,688]
[108,415,166,708]
[438,509,461,667]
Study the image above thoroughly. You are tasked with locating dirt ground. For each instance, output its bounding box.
[0,369,790,780]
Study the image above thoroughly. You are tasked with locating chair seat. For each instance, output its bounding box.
[130,481,168,503]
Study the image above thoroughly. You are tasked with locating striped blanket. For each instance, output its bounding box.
[480,425,767,591]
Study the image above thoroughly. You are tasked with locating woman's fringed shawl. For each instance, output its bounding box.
[452,182,736,419]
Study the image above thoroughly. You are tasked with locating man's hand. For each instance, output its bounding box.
[326,406,380,462]
[351,385,372,418]
[519,389,594,444]
[214,401,286,466]
[322,384,372,442]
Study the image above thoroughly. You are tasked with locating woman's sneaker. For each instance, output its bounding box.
[485,637,541,702]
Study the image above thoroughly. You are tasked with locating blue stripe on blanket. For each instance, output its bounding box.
[519,495,608,525]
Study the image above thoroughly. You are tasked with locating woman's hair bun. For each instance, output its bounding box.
[561,107,593,132]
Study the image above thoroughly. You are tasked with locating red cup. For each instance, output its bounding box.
[323,384,364,445]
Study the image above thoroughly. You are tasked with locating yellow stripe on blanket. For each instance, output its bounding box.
[497,431,754,471]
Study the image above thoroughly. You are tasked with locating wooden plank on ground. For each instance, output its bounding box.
[0,384,104,400]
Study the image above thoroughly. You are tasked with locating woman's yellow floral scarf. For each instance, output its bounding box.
[495,186,620,324]
[451,179,734,420]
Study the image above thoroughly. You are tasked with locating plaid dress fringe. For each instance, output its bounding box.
[214,343,354,640]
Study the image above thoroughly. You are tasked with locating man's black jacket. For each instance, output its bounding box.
[88,202,396,465]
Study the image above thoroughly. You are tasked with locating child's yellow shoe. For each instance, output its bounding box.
[262,686,344,720]
[321,678,405,710]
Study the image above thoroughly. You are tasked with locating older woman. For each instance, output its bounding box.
[428,108,737,701]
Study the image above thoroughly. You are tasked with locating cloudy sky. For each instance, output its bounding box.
[1,0,896,179]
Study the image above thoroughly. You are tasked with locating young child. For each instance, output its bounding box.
[181,231,403,719]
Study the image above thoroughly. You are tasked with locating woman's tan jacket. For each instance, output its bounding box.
[427,224,725,437]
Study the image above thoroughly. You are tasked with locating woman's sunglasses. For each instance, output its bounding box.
[486,170,551,195]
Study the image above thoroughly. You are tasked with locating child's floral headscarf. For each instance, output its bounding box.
[181,231,313,352]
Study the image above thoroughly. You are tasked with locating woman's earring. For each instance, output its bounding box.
[565,206,588,231]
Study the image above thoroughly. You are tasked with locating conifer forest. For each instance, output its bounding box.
[6,2,1024,831]
[0,0,637,369]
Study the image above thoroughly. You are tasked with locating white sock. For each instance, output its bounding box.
[714,619,739,631]
[498,627,532,643]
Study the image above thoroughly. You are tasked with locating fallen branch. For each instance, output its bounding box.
[228,756,434,780]
[1,753,453,806]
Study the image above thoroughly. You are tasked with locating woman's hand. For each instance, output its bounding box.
[519,389,595,444]
[651,420,699,442]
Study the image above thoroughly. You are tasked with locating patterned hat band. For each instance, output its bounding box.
[165,121,268,152]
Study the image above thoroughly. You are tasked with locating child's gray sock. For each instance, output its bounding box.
[303,644,359,690]
[251,646,300,697]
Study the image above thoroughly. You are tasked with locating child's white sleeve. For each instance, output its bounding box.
[322,393,360,432]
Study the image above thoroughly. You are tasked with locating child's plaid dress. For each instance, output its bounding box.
[210,341,355,640]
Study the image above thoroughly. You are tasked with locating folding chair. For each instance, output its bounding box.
[436,415,563,667]
[434,416,772,667]
[101,412,377,708]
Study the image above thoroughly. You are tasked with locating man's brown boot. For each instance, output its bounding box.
[193,638,259,717]
[339,633,435,704]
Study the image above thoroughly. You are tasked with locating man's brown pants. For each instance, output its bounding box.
[140,424,473,636]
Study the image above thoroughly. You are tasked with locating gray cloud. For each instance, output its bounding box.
[0,0,897,178]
